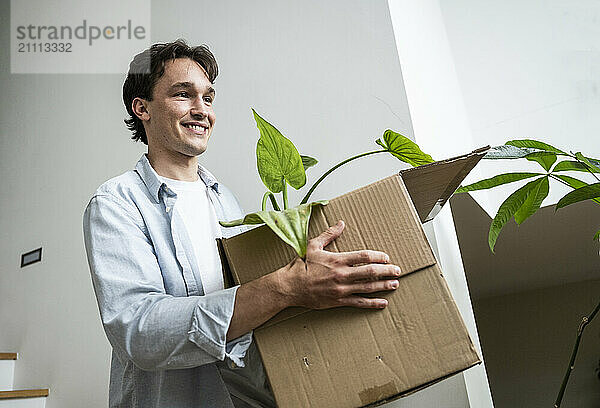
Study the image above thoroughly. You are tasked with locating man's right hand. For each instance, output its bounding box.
[275,220,401,310]
[227,220,400,341]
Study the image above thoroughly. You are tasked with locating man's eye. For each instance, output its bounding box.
[175,92,189,97]
[204,96,214,103]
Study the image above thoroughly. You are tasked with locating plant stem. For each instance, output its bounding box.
[554,299,600,407]
[261,191,281,211]
[300,149,388,204]
[269,193,281,211]
[282,180,289,210]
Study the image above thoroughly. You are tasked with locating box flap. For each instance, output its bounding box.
[400,146,489,223]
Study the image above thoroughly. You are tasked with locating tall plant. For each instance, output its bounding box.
[455,139,600,407]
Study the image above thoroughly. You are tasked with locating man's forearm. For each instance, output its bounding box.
[226,264,292,341]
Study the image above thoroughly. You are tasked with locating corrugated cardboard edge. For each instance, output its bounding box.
[216,237,234,289]
[398,146,489,179]
[400,146,489,222]
[362,359,482,407]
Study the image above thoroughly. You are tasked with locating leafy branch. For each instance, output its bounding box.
[299,150,387,205]
[456,139,600,251]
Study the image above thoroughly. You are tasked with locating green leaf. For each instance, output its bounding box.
[483,145,542,159]
[220,201,328,258]
[552,175,600,204]
[455,172,543,193]
[375,129,434,167]
[588,157,600,167]
[524,152,557,171]
[594,230,600,241]
[513,177,549,224]
[253,109,306,193]
[574,152,600,174]
[555,183,600,210]
[504,139,568,170]
[488,178,543,252]
[301,155,318,170]
[553,161,600,173]
[505,139,567,155]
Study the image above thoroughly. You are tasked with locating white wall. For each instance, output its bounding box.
[474,279,600,408]
[438,0,600,215]
[151,0,416,211]
[387,1,494,406]
[0,1,427,407]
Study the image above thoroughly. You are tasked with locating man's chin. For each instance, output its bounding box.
[187,145,208,157]
[172,144,206,158]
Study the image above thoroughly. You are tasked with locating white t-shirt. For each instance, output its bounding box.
[158,175,224,294]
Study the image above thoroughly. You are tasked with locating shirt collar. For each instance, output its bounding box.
[135,154,220,203]
[197,162,220,193]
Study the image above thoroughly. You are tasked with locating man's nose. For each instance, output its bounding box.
[190,97,208,119]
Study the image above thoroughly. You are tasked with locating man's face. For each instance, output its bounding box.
[142,58,216,157]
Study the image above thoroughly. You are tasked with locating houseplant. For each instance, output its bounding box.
[455,139,600,407]
[220,109,433,258]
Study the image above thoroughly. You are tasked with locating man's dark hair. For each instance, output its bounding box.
[123,39,218,145]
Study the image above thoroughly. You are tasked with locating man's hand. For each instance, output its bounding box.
[276,220,400,309]
[227,220,400,340]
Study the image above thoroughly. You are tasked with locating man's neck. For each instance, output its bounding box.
[147,148,199,182]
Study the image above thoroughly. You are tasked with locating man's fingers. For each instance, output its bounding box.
[337,295,388,309]
[343,278,399,295]
[339,249,390,266]
[310,220,345,250]
[348,264,401,281]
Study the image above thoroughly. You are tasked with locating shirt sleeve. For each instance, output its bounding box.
[83,193,252,371]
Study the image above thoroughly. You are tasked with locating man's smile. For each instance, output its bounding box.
[181,121,209,135]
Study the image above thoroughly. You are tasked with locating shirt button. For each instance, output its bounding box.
[166,206,171,212]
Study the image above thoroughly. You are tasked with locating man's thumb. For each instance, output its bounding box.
[314,220,344,249]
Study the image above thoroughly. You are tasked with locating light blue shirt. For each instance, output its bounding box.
[83,154,274,408]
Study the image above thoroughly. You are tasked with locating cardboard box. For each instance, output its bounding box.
[220,148,488,407]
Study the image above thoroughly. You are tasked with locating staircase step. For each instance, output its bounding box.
[0,392,47,408]
[0,355,15,391]
[0,389,48,399]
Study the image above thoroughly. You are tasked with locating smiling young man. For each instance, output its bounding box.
[83,39,401,408]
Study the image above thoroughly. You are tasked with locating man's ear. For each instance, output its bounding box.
[132,97,150,121]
